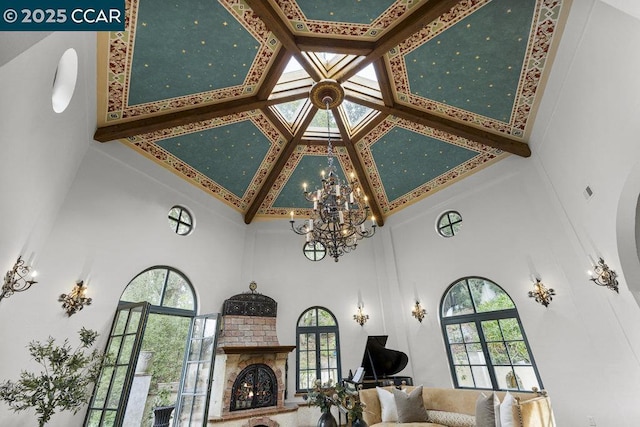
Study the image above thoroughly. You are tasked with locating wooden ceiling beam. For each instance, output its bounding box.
[296,37,374,56]
[256,48,292,100]
[334,0,462,83]
[244,105,319,224]
[262,107,294,141]
[332,107,384,226]
[244,0,323,82]
[372,58,394,107]
[94,96,269,142]
[342,93,530,157]
[390,104,531,157]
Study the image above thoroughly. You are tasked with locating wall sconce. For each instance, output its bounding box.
[588,257,619,293]
[411,301,427,323]
[1,256,38,301]
[353,304,369,326]
[59,280,92,316]
[528,278,555,308]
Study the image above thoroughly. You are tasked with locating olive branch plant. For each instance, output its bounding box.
[0,327,106,427]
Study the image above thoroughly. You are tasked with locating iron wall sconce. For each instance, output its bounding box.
[411,301,427,322]
[528,278,555,308]
[59,280,92,316]
[1,256,38,301]
[588,257,619,293]
[353,304,369,326]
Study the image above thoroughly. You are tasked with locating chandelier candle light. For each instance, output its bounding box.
[290,80,376,262]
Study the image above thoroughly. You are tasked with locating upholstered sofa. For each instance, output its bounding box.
[359,386,555,427]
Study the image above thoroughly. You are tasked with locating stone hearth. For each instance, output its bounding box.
[209,283,297,425]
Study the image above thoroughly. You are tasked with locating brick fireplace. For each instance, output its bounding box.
[209,283,297,425]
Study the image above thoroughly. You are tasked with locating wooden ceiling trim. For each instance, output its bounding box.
[94,96,269,142]
[244,105,319,224]
[296,36,374,56]
[256,48,292,100]
[372,58,394,107]
[244,0,322,82]
[341,93,530,157]
[332,107,384,226]
[262,107,294,140]
[391,104,531,157]
[334,0,462,83]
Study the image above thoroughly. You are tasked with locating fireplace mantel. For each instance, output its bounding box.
[218,345,296,355]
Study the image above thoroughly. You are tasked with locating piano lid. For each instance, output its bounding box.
[361,335,408,379]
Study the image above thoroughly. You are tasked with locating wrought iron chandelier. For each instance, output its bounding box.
[290,80,376,262]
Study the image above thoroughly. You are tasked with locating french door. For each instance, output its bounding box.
[85,302,150,426]
[173,314,219,426]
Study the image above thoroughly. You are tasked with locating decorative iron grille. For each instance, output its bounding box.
[230,364,278,411]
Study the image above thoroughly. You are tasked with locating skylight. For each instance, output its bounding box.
[342,100,374,128]
[355,63,378,83]
[283,57,303,73]
[274,99,305,124]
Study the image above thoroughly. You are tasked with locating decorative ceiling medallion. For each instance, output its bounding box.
[309,79,344,109]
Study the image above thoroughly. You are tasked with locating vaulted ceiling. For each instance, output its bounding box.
[94,0,570,226]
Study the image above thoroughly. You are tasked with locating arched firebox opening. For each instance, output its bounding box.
[231,363,278,411]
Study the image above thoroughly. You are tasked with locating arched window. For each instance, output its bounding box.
[296,306,341,391]
[440,277,543,391]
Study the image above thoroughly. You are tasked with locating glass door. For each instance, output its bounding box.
[173,314,219,426]
[85,302,150,426]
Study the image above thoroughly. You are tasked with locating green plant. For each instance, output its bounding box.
[0,328,105,427]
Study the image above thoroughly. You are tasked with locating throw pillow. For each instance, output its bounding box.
[426,410,475,427]
[500,391,516,427]
[392,385,429,422]
[476,392,501,427]
[376,387,398,422]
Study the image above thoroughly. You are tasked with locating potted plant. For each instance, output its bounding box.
[304,379,340,427]
[0,327,105,427]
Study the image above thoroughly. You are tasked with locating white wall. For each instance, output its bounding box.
[0,31,95,278]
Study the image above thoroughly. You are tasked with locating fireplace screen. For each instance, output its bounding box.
[231,363,278,411]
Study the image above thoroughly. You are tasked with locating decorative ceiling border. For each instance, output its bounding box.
[120,110,286,211]
[103,0,279,123]
[257,144,355,217]
[357,116,505,213]
[388,0,564,139]
[274,0,423,39]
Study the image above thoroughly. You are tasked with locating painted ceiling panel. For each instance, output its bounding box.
[370,126,478,202]
[129,0,260,105]
[273,154,350,209]
[404,0,537,123]
[294,0,397,24]
[95,0,571,224]
[156,120,272,199]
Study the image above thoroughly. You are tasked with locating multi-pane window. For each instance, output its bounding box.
[296,307,341,392]
[168,205,194,236]
[437,210,462,237]
[440,277,542,391]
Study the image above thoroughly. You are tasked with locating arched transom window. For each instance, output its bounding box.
[440,277,542,392]
[296,306,341,392]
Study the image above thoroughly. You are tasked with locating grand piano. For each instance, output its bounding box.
[358,335,413,389]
